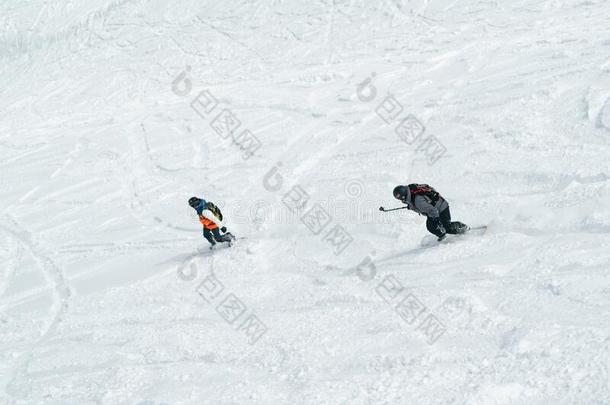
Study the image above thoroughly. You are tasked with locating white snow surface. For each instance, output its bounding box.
[1,1,610,404]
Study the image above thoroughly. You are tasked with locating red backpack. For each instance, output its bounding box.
[408,184,440,204]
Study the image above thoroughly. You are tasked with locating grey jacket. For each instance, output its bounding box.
[403,187,448,218]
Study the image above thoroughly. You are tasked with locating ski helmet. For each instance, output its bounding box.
[393,185,408,202]
[188,197,201,208]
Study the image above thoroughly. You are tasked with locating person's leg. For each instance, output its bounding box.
[211,227,232,243]
[440,206,468,234]
[426,216,445,237]
[439,207,453,233]
[203,228,216,245]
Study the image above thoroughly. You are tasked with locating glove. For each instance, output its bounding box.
[220,226,227,233]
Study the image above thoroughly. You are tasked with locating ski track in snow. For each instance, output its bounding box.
[1,0,610,404]
[0,216,72,401]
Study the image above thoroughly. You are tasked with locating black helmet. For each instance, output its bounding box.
[188,196,201,208]
[393,185,409,202]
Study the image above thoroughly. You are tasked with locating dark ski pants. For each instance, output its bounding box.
[203,227,231,245]
[425,207,467,237]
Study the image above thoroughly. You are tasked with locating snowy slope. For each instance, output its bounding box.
[1,0,610,404]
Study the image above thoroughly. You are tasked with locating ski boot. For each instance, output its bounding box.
[455,223,469,234]
[225,232,236,247]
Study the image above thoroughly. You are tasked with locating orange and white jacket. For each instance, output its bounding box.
[198,209,223,230]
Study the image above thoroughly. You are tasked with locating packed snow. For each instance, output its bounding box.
[1,0,609,404]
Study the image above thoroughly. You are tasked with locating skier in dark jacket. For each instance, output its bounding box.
[393,184,469,241]
[188,197,235,249]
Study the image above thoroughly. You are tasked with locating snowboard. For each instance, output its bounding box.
[420,225,488,247]
[207,236,247,251]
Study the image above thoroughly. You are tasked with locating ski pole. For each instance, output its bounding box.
[379,206,409,212]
